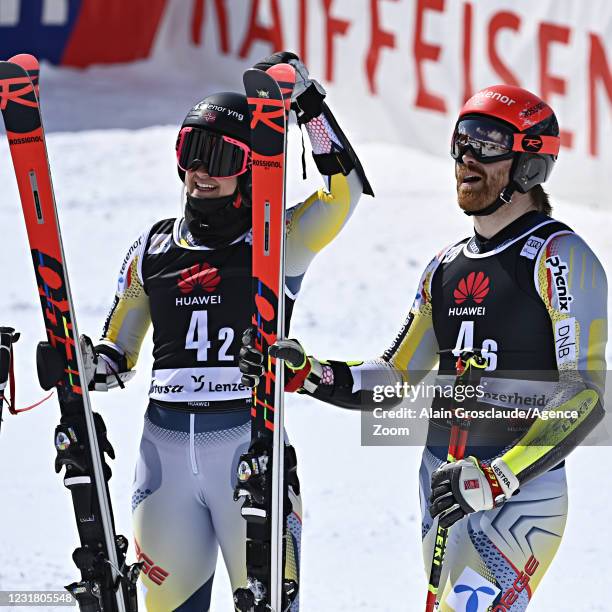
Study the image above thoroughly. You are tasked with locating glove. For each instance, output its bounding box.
[253,50,300,71]
[239,327,322,392]
[289,58,326,124]
[429,456,519,528]
[36,336,135,391]
[253,50,326,124]
[80,336,135,392]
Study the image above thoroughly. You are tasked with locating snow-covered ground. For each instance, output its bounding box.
[0,64,611,611]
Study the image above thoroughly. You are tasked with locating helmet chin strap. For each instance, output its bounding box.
[463,184,516,217]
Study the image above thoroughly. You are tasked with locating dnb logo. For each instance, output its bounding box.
[178,262,221,294]
[446,566,500,612]
[454,272,490,305]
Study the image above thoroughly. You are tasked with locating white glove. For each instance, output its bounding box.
[80,335,135,392]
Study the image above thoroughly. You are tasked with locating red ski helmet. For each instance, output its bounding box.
[452,85,560,195]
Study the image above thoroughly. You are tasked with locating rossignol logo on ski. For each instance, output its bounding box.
[248,95,285,133]
[0,75,38,110]
[8,135,42,145]
[545,256,573,312]
[252,159,282,168]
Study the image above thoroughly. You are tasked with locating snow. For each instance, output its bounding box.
[0,62,611,611]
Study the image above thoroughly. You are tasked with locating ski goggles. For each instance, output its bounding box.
[176,127,251,178]
[451,117,560,163]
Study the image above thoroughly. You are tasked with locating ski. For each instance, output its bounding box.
[233,65,297,612]
[0,54,140,611]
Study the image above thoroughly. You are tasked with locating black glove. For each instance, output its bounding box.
[239,327,319,392]
[239,327,265,388]
[253,51,326,124]
[253,50,299,71]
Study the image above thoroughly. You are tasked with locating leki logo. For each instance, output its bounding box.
[0,76,38,110]
[453,272,490,305]
[178,263,221,294]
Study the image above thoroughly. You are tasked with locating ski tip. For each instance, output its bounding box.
[8,54,40,72]
[266,63,296,84]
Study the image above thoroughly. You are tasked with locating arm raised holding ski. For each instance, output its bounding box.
[253,52,373,306]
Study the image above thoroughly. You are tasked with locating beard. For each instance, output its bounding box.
[455,161,511,213]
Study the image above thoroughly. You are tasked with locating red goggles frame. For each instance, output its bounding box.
[176,127,251,178]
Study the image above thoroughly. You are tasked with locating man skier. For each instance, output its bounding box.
[240,84,607,610]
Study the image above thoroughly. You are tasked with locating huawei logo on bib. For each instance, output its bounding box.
[178,263,221,294]
[453,272,490,304]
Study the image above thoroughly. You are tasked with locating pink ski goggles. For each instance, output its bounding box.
[176,127,251,178]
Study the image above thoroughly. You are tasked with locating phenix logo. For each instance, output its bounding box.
[178,263,221,294]
[453,272,490,305]
[545,256,573,312]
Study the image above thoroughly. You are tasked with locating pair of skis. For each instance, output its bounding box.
[234,64,298,612]
[0,55,140,611]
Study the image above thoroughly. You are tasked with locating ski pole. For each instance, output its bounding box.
[424,351,487,612]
